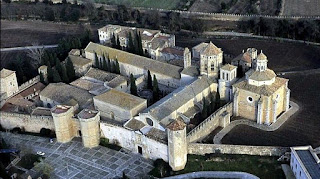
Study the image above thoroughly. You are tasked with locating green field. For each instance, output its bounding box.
[151,154,285,179]
[95,0,190,10]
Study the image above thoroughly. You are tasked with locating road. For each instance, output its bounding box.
[0,45,58,52]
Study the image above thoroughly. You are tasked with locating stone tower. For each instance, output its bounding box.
[78,109,101,148]
[51,105,75,143]
[0,68,19,97]
[167,118,187,171]
[200,42,223,78]
[218,64,237,101]
[183,47,191,69]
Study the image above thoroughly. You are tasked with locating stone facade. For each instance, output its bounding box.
[199,42,223,78]
[188,143,289,156]
[218,64,237,101]
[78,109,100,148]
[0,69,19,97]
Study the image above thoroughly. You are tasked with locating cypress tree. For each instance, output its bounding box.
[111,61,117,73]
[52,68,62,82]
[102,58,108,71]
[47,65,53,83]
[66,57,75,81]
[147,70,152,90]
[115,59,120,74]
[94,52,99,68]
[61,65,69,83]
[152,75,160,101]
[40,72,45,84]
[215,91,221,110]
[107,57,111,72]
[116,35,121,49]
[134,31,139,54]
[130,74,137,96]
[55,58,63,76]
[128,32,134,53]
[138,32,143,56]
[111,33,116,48]
[201,98,208,120]
[210,92,215,112]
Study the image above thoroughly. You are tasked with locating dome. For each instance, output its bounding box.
[257,52,267,61]
[246,69,276,86]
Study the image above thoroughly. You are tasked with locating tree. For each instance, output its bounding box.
[152,75,160,101]
[201,98,208,120]
[111,33,116,47]
[66,57,75,81]
[116,35,121,49]
[55,58,63,76]
[40,72,45,84]
[34,158,53,178]
[138,32,143,55]
[107,57,111,72]
[102,56,108,72]
[61,65,69,83]
[44,7,55,21]
[127,32,134,53]
[52,69,62,83]
[215,91,221,110]
[210,92,215,113]
[237,65,243,78]
[47,65,53,83]
[130,74,137,95]
[94,52,99,68]
[147,70,153,90]
[27,45,45,69]
[115,59,120,74]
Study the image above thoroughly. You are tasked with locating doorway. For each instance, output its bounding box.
[138,146,142,155]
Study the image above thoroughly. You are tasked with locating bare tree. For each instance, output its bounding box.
[27,43,45,68]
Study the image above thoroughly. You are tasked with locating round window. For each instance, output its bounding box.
[146,118,153,126]
[247,96,253,103]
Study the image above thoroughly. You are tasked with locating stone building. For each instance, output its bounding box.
[232,52,290,124]
[159,46,185,61]
[199,42,223,78]
[0,68,19,97]
[93,89,147,122]
[98,25,175,59]
[84,42,197,91]
[78,109,100,148]
[231,48,257,72]
[218,64,237,101]
[68,54,93,77]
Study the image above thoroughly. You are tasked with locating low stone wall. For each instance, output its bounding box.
[188,143,289,156]
[187,102,233,143]
[0,112,54,133]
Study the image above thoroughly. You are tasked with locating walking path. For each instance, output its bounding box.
[163,171,259,179]
[0,44,58,52]
[213,101,299,144]
[0,132,154,179]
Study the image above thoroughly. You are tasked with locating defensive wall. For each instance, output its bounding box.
[95,4,320,21]
[188,143,289,156]
[187,102,233,143]
[0,111,54,133]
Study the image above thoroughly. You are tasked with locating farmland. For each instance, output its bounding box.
[189,0,281,15]
[282,0,320,16]
[0,20,98,48]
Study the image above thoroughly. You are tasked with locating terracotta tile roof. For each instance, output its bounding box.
[201,41,222,56]
[18,82,45,98]
[221,64,237,71]
[70,78,103,91]
[84,68,119,82]
[160,47,184,56]
[85,42,182,79]
[124,118,146,131]
[78,109,99,119]
[246,69,276,81]
[233,77,288,96]
[68,55,92,67]
[167,118,186,131]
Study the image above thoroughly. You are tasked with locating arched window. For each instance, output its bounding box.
[146,118,153,126]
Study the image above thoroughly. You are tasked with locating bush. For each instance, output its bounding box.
[149,159,172,178]
[40,128,51,137]
[11,127,22,134]
[99,138,121,151]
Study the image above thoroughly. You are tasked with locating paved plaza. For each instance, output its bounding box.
[0,132,154,178]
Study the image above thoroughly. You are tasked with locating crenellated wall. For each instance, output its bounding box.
[187,102,233,143]
[0,112,54,133]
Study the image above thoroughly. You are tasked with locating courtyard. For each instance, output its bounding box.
[0,132,154,178]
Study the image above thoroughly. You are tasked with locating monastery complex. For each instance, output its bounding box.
[0,24,293,171]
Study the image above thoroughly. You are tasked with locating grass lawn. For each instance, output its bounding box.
[94,0,184,10]
[151,154,285,179]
